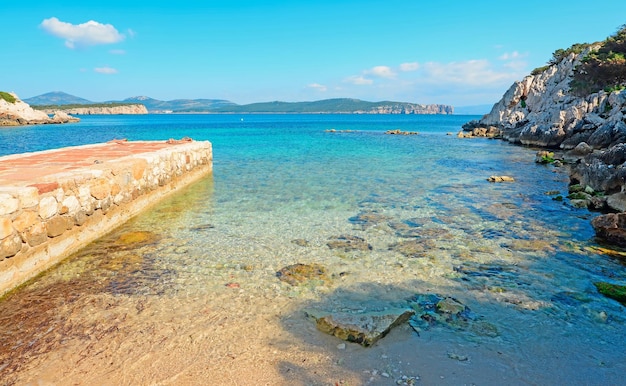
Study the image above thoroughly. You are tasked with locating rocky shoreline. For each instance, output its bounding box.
[0,92,79,126]
[458,43,626,247]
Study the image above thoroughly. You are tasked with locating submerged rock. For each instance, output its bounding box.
[305,308,415,347]
[406,293,499,337]
[116,231,157,246]
[276,263,330,286]
[389,238,436,258]
[348,211,392,229]
[327,235,372,251]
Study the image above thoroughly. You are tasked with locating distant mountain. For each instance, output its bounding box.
[24,91,93,105]
[122,96,236,112]
[454,104,493,115]
[212,98,453,114]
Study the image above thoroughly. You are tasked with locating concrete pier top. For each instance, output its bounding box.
[0,139,213,296]
[0,139,200,186]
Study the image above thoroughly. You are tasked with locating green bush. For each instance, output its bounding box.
[0,91,16,104]
[531,65,551,76]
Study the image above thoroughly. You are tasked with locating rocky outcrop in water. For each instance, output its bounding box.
[0,92,79,126]
[39,104,148,115]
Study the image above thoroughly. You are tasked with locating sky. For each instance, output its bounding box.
[3,1,626,107]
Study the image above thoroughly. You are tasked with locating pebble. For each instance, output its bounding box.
[337,343,346,350]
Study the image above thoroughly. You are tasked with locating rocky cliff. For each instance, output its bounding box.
[39,104,148,115]
[459,28,626,245]
[0,92,79,126]
[358,103,453,115]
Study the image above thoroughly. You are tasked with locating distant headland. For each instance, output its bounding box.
[24,91,454,115]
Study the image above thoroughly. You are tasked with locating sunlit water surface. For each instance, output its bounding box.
[0,115,625,385]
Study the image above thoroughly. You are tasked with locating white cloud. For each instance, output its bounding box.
[41,17,125,49]
[400,62,419,72]
[499,51,526,60]
[420,59,518,86]
[307,83,328,92]
[94,66,118,74]
[365,65,396,78]
[344,75,374,85]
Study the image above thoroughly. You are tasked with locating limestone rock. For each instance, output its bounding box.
[305,308,415,347]
[0,218,13,240]
[487,176,515,182]
[0,92,79,125]
[591,213,626,246]
[23,222,48,247]
[0,233,22,258]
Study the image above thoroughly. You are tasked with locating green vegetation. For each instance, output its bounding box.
[32,102,138,110]
[594,282,626,306]
[0,91,16,104]
[570,25,626,96]
[538,151,555,164]
[531,65,551,76]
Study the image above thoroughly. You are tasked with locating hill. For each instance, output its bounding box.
[212,98,453,114]
[25,92,453,114]
[122,96,236,113]
[24,91,92,106]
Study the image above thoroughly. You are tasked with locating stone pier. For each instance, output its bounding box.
[0,139,212,296]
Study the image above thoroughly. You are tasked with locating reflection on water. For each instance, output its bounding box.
[1,117,626,384]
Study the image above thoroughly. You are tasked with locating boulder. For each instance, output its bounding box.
[305,308,415,346]
[487,176,515,182]
[591,213,626,246]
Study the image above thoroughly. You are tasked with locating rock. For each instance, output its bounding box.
[291,239,310,247]
[348,211,392,229]
[0,218,13,240]
[607,193,626,212]
[487,176,515,182]
[0,92,79,125]
[305,308,415,347]
[385,129,419,135]
[389,238,436,258]
[327,235,372,251]
[116,231,158,247]
[0,233,22,258]
[276,263,329,286]
[591,213,626,246]
[535,151,555,164]
[594,282,626,306]
[407,294,482,334]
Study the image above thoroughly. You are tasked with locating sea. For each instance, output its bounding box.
[0,114,625,385]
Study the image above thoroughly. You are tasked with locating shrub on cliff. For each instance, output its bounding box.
[570,25,626,96]
[0,91,16,104]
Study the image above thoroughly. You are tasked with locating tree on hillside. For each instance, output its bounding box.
[571,24,626,96]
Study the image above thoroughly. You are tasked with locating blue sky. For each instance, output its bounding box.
[3,1,626,106]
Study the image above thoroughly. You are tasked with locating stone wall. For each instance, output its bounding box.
[0,141,212,296]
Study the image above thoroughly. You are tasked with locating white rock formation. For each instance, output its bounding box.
[0,92,79,126]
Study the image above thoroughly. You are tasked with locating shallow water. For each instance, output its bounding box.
[1,115,625,385]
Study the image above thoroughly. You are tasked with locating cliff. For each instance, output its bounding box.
[459,26,626,245]
[0,92,79,126]
[39,104,148,115]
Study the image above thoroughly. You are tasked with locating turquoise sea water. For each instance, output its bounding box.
[1,114,625,384]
